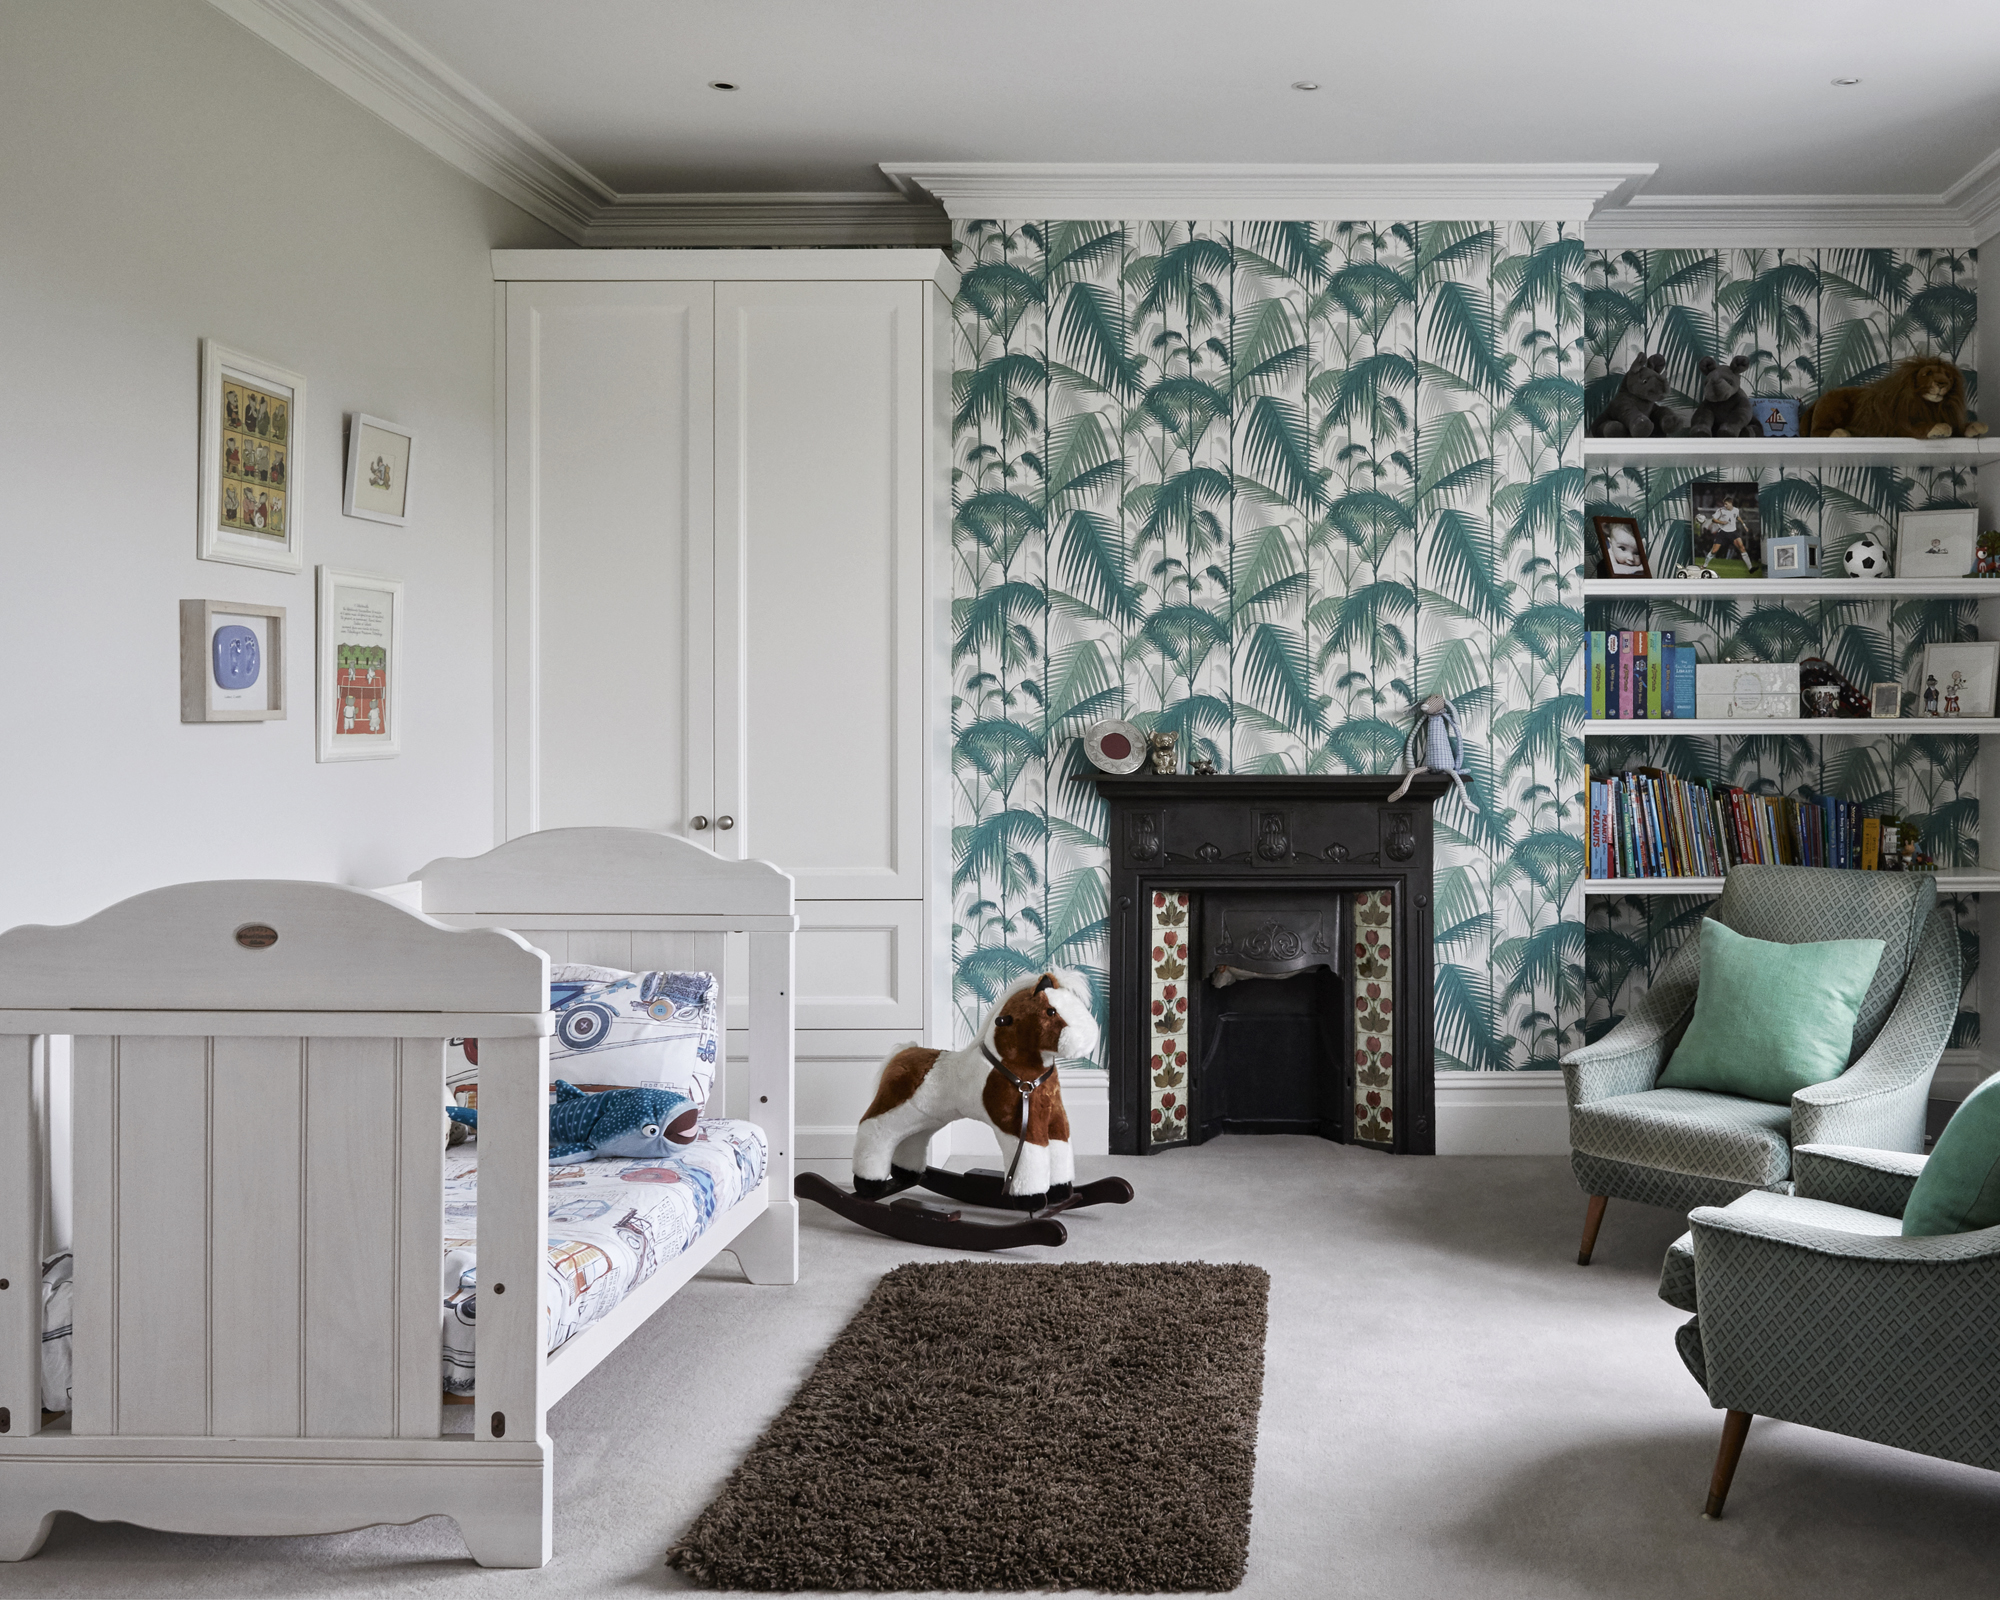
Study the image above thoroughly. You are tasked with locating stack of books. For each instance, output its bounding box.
[1589,630,1698,719]
[1588,770,1893,879]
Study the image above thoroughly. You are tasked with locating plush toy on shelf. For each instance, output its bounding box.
[1802,357,1988,439]
[1687,355,1763,438]
[1388,694,1472,803]
[1590,352,1681,437]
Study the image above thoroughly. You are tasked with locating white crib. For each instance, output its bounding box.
[0,827,796,1567]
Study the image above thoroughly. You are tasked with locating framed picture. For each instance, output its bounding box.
[1765,534,1821,577]
[1917,641,1999,719]
[1592,515,1651,579]
[343,413,416,527]
[199,339,304,572]
[1896,508,1978,578]
[1869,681,1902,719]
[180,599,285,722]
[316,567,403,761]
[1687,481,1762,576]
[1751,397,1800,437]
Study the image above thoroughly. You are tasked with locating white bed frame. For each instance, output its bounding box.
[0,828,796,1568]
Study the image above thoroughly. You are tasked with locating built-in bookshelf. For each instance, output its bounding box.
[1591,872,2000,896]
[1582,437,2000,468]
[1586,718,2000,737]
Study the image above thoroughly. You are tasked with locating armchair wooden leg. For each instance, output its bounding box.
[1702,1410,1752,1519]
[1576,1194,1608,1265]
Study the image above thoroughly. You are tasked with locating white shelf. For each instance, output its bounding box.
[1584,578,2000,599]
[1583,437,2000,468]
[1584,719,2000,736]
[1588,871,2000,896]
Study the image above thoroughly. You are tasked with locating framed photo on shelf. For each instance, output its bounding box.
[1687,481,1762,576]
[199,339,304,572]
[1592,515,1652,579]
[179,599,284,722]
[342,413,416,527]
[1896,508,1978,578]
[1917,641,1999,719]
[316,566,403,761]
[1869,681,1902,719]
[1765,534,1822,577]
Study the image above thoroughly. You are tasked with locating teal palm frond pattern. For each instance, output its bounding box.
[952,219,1586,1072]
[1582,246,1981,1047]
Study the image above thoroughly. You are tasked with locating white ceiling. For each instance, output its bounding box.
[357,0,2000,199]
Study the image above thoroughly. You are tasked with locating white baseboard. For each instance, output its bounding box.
[1434,1071,1570,1155]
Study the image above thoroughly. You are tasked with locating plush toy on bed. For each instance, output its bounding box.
[447,1079,701,1162]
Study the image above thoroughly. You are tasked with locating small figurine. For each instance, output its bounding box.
[1146,730,1178,774]
[1191,755,1217,776]
[1924,673,1941,716]
[1388,694,1472,803]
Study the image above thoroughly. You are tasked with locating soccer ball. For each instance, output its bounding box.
[1843,537,1889,578]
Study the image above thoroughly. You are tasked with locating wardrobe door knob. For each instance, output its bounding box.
[690,816,710,831]
[717,815,735,830]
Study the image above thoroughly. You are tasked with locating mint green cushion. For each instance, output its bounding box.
[1904,1073,2000,1236]
[1657,919,1886,1105]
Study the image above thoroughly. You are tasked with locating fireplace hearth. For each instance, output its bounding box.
[1083,773,1445,1156]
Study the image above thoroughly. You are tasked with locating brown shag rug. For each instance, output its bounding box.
[667,1260,1270,1592]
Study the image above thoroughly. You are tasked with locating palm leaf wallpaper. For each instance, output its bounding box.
[951,219,1586,1073]
[1583,246,1982,1047]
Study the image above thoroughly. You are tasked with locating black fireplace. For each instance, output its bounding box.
[1083,774,1445,1157]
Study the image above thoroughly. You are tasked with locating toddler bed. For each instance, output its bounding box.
[0,828,796,1568]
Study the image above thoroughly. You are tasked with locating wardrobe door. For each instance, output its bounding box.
[504,281,716,839]
[711,279,928,899]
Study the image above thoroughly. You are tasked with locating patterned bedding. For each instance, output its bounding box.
[439,1117,767,1394]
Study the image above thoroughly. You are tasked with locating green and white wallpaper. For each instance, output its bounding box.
[950,219,1587,1072]
[1582,246,1982,1046]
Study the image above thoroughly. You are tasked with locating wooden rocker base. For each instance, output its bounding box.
[794,1165,1134,1252]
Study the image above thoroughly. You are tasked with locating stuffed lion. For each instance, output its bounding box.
[1802,357,1987,440]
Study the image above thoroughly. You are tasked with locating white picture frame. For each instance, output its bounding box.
[1917,641,1999,719]
[199,338,305,572]
[342,412,416,526]
[1896,508,1978,578]
[180,599,285,723]
[316,566,403,761]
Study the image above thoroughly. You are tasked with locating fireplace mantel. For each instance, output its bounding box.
[1080,773,1446,1155]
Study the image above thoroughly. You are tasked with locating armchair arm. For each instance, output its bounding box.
[1791,907,1958,1153]
[1687,1205,2000,1470]
[1562,926,1702,1107]
[1790,1143,1927,1218]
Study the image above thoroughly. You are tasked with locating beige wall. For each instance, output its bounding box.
[0,0,565,930]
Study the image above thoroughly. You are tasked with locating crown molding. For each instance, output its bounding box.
[879,162,1658,221]
[1946,147,2000,245]
[581,193,948,248]
[1586,194,1978,249]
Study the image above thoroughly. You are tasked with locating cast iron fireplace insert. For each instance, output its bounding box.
[1081,773,1445,1156]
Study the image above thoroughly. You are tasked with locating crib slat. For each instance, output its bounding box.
[395,1040,445,1440]
[68,1037,112,1435]
[470,1034,547,1446]
[748,930,794,1197]
[0,1034,41,1436]
[109,1036,212,1438]
[209,1037,305,1438]
[303,1039,399,1438]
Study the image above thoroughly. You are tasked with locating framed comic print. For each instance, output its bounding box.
[199,339,305,571]
[342,412,416,527]
[316,566,403,761]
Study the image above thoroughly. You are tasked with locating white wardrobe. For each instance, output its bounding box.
[494,249,955,1155]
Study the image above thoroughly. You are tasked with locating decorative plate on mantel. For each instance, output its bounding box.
[1080,718,1147,775]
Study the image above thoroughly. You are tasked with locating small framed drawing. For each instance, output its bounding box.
[1592,515,1651,578]
[180,599,284,722]
[316,567,403,761]
[343,413,415,527]
[199,339,304,572]
[1896,508,1978,578]
[1869,681,1902,719]
[1917,641,1999,719]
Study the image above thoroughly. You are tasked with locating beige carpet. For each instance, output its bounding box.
[4,1137,1999,1598]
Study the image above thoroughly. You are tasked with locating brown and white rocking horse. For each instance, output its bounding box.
[793,970,1134,1250]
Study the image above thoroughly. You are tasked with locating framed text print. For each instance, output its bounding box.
[316,566,403,761]
[199,339,305,571]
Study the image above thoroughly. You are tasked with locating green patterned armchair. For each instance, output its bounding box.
[1561,865,1957,1265]
[1658,1143,2000,1515]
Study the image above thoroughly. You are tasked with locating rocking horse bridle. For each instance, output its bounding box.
[980,1041,1058,1189]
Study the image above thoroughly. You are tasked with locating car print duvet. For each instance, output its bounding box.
[441,1117,766,1395]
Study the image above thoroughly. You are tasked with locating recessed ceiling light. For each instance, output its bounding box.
[709,80,738,91]
[1292,80,1319,91]
[1831,76,1861,86]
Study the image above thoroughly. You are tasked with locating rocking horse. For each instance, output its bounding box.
[793,970,1134,1249]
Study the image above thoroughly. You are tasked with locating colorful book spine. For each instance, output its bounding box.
[1647,631,1665,718]
[1604,631,1621,719]
[1630,632,1647,719]
[1589,633,1606,719]
[1673,646,1696,717]
[1861,816,1881,871]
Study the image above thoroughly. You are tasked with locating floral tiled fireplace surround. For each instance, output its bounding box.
[1088,774,1445,1156]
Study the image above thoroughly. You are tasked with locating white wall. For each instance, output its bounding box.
[0,0,565,932]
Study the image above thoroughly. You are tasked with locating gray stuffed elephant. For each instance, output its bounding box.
[1591,352,1681,438]
[1688,355,1763,438]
